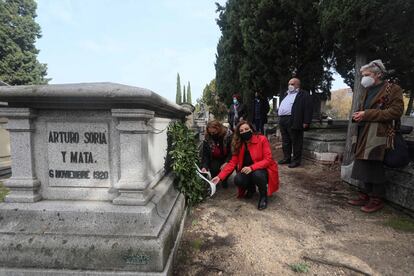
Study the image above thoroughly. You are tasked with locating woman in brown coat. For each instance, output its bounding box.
[348,60,404,213]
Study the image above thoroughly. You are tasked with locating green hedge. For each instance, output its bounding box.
[167,122,205,206]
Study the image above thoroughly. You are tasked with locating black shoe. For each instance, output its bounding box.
[288,162,300,168]
[258,195,268,210]
[278,158,291,165]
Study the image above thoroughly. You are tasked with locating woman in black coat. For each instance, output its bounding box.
[228,93,248,131]
[201,120,233,187]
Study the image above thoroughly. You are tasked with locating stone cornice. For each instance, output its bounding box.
[0,82,190,119]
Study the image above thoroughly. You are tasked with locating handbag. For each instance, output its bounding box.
[382,83,411,168]
[383,130,410,168]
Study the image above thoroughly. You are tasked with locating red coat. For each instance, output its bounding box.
[218,134,279,196]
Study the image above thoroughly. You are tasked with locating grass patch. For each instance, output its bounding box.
[0,181,9,202]
[384,217,414,232]
[191,219,198,226]
[289,262,309,273]
[191,239,204,251]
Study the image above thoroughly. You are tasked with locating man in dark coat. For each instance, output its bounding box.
[277,78,313,168]
[251,91,270,134]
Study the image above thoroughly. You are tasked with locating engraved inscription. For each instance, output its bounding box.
[47,123,110,188]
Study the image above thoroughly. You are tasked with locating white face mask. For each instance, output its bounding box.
[288,85,295,92]
[361,76,375,88]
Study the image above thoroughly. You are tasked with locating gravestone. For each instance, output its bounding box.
[0,83,190,275]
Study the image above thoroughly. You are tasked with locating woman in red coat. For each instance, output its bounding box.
[212,121,279,210]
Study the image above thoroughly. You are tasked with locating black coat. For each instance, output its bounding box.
[286,89,313,130]
[251,97,270,123]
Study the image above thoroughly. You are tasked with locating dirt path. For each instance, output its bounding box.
[174,143,414,276]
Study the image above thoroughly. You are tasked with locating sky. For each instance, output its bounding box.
[34,0,347,104]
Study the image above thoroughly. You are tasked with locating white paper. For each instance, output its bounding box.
[196,165,216,196]
[195,163,211,180]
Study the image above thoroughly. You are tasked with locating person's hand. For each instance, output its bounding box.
[201,167,207,173]
[352,111,365,122]
[303,123,309,129]
[220,162,227,170]
[211,176,221,185]
[241,166,252,174]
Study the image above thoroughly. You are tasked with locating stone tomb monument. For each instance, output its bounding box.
[0,83,190,275]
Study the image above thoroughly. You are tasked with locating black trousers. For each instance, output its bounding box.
[352,159,386,198]
[209,158,226,178]
[279,116,304,163]
[254,118,265,134]
[234,169,268,196]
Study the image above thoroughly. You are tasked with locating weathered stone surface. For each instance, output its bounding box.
[0,83,188,274]
[0,117,11,178]
[385,164,414,211]
[0,83,190,119]
[303,128,347,163]
[0,174,185,274]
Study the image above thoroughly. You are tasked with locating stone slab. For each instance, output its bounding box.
[0,207,186,276]
[0,83,190,119]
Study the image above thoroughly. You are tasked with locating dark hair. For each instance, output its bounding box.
[231,120,257,154]
[232,93,242,101]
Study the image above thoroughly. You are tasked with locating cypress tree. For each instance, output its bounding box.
[182,85,186,103]
[0,0,49,84]
[187,82,192,104]
[176,73,181,104]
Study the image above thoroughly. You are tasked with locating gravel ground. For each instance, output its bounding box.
[174,141,414,276]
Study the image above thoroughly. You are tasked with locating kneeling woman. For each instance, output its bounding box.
[212,121,279,210]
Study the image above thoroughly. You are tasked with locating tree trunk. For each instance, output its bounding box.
[405,89,414,116]
[342,53,367,165]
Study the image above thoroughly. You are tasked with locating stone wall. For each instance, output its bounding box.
[0,112,11,178]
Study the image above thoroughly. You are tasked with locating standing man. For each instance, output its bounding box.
[251,91,270,134]
[277,78,313,168]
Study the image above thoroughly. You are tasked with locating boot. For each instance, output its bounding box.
[258,194,267,210]
[347,192,369,206]
[361,197,384,213]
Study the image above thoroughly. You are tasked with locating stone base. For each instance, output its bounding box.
[304,151,339,164]
[385,164,414,212]
[342,162,414,212]
[0,174,186,275]
[303,128,347,164]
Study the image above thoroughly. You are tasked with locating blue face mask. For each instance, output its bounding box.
[233,98,238,104]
